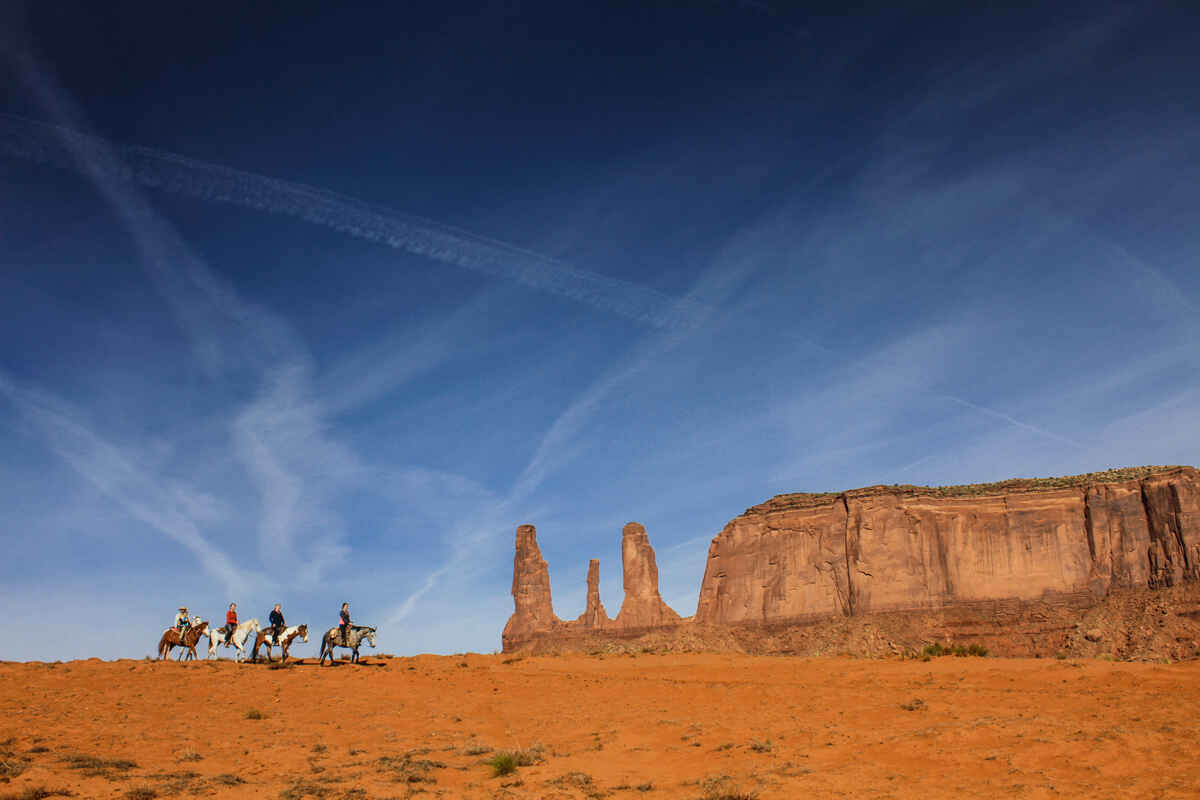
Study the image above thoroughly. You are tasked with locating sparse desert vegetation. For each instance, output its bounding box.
[0,654,1198,798]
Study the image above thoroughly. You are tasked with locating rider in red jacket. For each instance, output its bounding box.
[225,603,238,645]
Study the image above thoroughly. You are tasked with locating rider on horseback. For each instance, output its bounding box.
[224,603,238,646]
[339,602,351,645]
[268,603,285,645]
[174,606,190,636]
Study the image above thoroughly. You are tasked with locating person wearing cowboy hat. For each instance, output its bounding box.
[173,606,191,636]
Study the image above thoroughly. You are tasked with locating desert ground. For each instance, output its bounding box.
[1,652,1198,800]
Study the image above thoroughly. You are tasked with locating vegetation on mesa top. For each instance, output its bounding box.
[752,465,1193,512]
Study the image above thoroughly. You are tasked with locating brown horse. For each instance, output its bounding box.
[251,624,308,663]
[158,620,209,661]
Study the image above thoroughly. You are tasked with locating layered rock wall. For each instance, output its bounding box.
[695,467,1200,627]
[503,466,1200,657]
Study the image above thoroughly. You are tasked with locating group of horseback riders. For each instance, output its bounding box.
[173,601,354,650]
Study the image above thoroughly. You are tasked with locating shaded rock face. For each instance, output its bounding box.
[616,523,682,629]
[576,559,611,628]
[696,467,1200,626]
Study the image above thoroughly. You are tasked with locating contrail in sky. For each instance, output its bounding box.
[0,113,707,330]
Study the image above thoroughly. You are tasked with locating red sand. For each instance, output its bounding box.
[2,653,1198,799]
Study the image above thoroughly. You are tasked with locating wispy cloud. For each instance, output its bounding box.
[4,38,362,584]
[0,113,711,331]
[0,371,256,594]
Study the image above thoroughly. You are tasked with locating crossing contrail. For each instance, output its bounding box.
[0,113,707,330]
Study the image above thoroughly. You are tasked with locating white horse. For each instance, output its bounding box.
[206,618,261,662]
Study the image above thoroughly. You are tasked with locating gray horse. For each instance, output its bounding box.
[318,625,377,665]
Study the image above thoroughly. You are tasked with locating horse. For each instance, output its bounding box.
[158,620,209,661]
[251,624,308,663]
[205,618,261,662]
[318,625,376,665]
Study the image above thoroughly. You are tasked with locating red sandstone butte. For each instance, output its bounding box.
[501,521,681,651]
[616,522,682,629]
[500,524,556,649]
[695,465,1200,624]
[575,559,611,628]
[502,466,1200,657]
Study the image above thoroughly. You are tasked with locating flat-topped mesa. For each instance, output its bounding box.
[502,466,1200,658]
[576,559,611,628]
[695,465,1200,627]
[501,524,560,650]
[615,522,682,629]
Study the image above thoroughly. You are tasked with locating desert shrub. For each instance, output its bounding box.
[698,775,757,800]
[0,758,28,779]
[552,771,594,788]
[376,754,444,783]
[177,750,202,762]
[123,788,157,800]
[462,744,492,756]
[60,754,137,778]
[246,709,266,720]
[278,778,330,799]
[899,698,925,711]
[748,739,773,753]
[488,752,516,776]
[921,642,987,658]
[211,774,244,786]
[0,789,74,800]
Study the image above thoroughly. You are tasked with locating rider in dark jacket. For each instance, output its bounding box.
[268,604,285,645]
[339,603,351,645]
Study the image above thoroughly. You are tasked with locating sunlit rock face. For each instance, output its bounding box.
[696,467,1200,625]
[503,467,1200,656]
[501,524,558,651]
[615,523,682,629]
[575,559,611,629]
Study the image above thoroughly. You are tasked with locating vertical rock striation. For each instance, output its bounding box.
[501,524,559,651]
[576,559,611,628]
[616,522,682,628]
[696,466,1200,626]
[502,467,1200,655]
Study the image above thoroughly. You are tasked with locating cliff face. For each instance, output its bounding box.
[503,466,1200,657]
[695,467,1200,626]
[616,523,682,628]
[501,524,557,650]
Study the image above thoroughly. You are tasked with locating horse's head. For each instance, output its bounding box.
[365,628,377,648]
[297,624,308,642]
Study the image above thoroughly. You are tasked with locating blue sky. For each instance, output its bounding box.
[1,1,1198,661]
